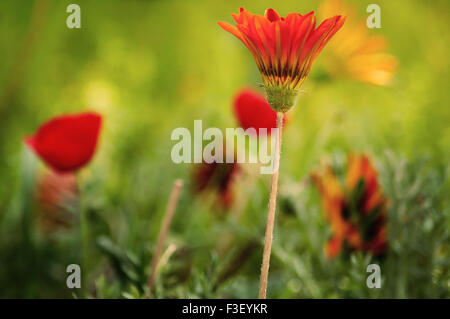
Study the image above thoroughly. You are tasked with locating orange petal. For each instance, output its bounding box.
[217,21,245,42]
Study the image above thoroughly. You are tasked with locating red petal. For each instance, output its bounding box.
[264,8,281,22]
[233,88,287,136]
[326,236,343,259]
[290,12,316,72]
[26,112,102,172]
[313,15,346,58]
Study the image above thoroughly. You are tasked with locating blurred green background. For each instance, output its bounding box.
[0,0,448,298]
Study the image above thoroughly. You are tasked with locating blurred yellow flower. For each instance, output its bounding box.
[319,0,397,86]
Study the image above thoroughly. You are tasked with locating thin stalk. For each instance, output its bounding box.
[20,147,37,297]
[147,179,183,294]
[77,175,89,296]
[258,112,283,299]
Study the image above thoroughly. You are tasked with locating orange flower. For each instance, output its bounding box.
[319,0,397,86]
[311,153,388,258]
[219,8,345,112]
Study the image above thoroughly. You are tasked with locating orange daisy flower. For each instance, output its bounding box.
[219,8,345,112]
[311,153,388,258]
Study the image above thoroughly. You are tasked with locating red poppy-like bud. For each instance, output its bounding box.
[233,88,288,136]
[25,112,102,172]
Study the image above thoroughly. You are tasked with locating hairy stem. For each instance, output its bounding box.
[258,112,283,299]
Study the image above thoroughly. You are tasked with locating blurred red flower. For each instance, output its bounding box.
[26,112,102,172]
[233,88,288,136]
[311,153,388,258]
[219,8,345,112]
[192,147,240,211]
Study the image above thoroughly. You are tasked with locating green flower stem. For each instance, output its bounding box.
[77,175,89,296]
[19,147,37,297]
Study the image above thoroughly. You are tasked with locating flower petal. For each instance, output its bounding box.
[233,87,287,135]
[26,112,102,172]
[264,8,281,22]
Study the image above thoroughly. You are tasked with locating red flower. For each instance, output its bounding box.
[26,112,102,172]
[193,161,239,210]
[311,153,388,258]
[219,8,345,112]
[192,146,240,212]
[233,87,288,136]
